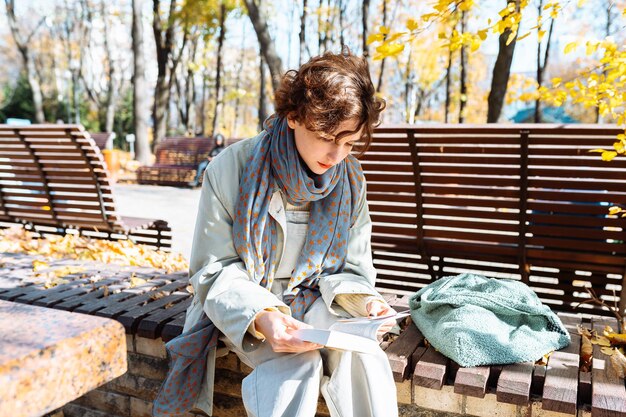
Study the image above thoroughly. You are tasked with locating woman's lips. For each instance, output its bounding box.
[318,162,332,169]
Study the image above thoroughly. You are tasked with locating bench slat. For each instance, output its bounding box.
[161,312,187,342]
[384,320,423,382]
[541,313,582,415]
[591,316,626,417]
[136,297,193,339]
[413,346,449,390]
[453,365,490,398]
[496,362,535,405]
[117,292,190,333]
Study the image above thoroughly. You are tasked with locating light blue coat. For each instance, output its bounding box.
[183,133,382,414]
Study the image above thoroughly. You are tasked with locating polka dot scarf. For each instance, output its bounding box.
[153,315,218,416]
[233,115,364,320]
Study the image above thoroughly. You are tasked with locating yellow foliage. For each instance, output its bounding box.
[564,41,578,54]
[0,227,188,273]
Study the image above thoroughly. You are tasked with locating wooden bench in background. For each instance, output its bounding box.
[136,136,215,187]
[1,124,625,416]
[0,124,172,250]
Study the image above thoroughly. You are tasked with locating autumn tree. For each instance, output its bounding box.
[133,0,151,165]
[4,0,46,123]
[243,0,283,92]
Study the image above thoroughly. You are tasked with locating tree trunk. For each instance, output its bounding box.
[211,2,227,136]
[458,10,467,123]
[362,0,370,58]
[5,0,46,123]
[596,0,613,123]
[232,27,246,137]
[487,0,519,123]
[101,1,117,133]
[258,54,267,131]
[200,70,208,136]
[151,0,177,148]
[243,0,284,93]
[338,0,345,48]
[132,0,151,165]
[535,8,554,123]
[26,54,46,123]
[299,0,307,65]
[376,0,387,93]
[444,26,454,123]
[404,50,412,123]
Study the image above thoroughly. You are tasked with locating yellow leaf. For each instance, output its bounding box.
[375,42,405,58]
[386,32,407,43]
[609,206,624,215]
[406,18,418,32]
[594,336,612,347]
[421,12,438,22]
[614,141,625,154]
[589,148,606,154]
[602,346,615,356]
[551,77,562,87]
[606,333,626,345]
[506,31,517,46]
[516,31,531,41]
[130,277,148,287]
[366,33,385,45]
[477,29,488,40]
[586,41,599,55]
[44,277,69,289]
[602,151,618,161]
[380,25,390,35]
[538,30,546,42]
[32,260,50,272]
[577,0,587,6]
[42,205,51,211]
[564,41,578,54]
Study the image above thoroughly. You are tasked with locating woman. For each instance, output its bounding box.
[184,50,398,417]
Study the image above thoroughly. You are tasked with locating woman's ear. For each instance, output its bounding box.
[287,116,298,130]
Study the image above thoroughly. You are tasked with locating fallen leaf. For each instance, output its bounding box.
[601,346,616,356]
[43,277,70,289]
[32,260,50,272]
[581,333,593,371]
[129,277,148,288]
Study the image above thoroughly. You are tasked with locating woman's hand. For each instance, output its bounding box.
[366,299,398,340]
[254,310,323,353]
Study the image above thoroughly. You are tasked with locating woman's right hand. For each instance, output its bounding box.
[254,310,322,353]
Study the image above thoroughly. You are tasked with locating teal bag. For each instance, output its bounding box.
[409,273,571,367]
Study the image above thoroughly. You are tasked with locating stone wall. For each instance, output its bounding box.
[47,335,590,417]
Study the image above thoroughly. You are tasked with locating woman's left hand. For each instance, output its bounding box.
[366,299,398,340]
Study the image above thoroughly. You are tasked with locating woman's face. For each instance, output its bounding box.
[287,117,362,175]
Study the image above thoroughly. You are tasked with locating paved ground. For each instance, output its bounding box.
[112,184,202,260]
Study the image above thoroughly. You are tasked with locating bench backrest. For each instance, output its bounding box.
[153,137,215,166]
[366,124,626,316]
[0,124,130,233]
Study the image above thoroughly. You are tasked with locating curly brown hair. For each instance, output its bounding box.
[274,49,386,156]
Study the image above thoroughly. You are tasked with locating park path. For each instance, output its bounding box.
[112,184,202,260]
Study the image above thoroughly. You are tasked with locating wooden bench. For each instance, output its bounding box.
[136,137,216,187]
[0,124,172,250]
[1,123,625,416]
